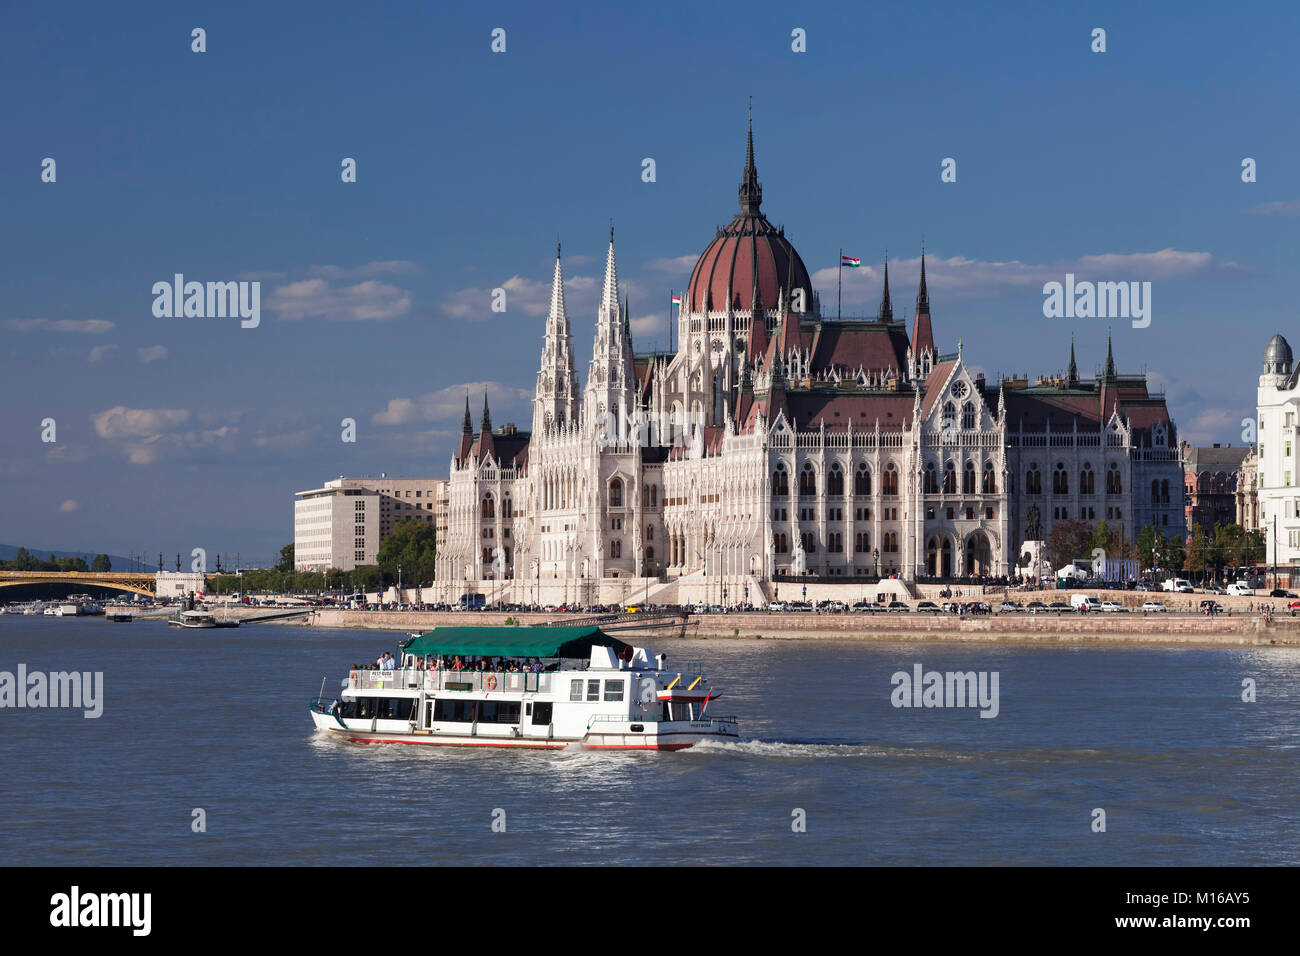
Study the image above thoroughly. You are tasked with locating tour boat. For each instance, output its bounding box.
[308,625,739,751]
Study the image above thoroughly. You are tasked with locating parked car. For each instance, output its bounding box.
[1026,601,1048,613]
[767,601,787,612]
[916,601,942,613]
[1142,601,1169,612]
[1227,583,1253,597]
[998,601,1023,613]
[1162,579,1194,593]
[886,601,910,613]
[1268,589,1296,598]
[1069,594,1103,612]
[1099,601,1129,613]
[1202,584,1226,595]
[851,600,881,613]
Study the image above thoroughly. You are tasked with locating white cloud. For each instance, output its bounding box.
[267,278,411,322]
[373,381,532,426]
[440,274,598,321]
[4,318,114,334]
[811,249,1244,304]
[89,344,120,362]
[629,313,665,338]
[308,261,422,279]
[59,499,78,512]
[137,345,168,364]
[1245,200,1300,216]
[92,406,190,439]
[645,254,697,273]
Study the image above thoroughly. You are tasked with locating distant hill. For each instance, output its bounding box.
[0,544,157,572]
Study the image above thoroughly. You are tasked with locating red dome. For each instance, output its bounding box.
[686,120,811,313]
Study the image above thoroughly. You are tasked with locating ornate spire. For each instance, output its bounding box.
[1102,331,1117,382]
[1066,333,1079,388]
[911,246,935,358]
[462,393,472,435]
[916,247,929,312]
[600,227,620,320]
[481,391,492,434]
[738,104,762,215]
[878,255,893,321]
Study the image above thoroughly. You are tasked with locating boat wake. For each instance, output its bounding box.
[684,738,976,761]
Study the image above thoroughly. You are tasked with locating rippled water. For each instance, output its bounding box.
[2,617,1297,865]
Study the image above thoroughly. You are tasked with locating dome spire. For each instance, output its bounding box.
[877,253,893,321]
[738,100,762,215]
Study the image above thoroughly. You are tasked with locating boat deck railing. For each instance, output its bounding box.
[349,668,555,695]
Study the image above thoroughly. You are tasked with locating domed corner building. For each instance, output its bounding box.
[1256,332,1300,581]
[437,117,1186,605]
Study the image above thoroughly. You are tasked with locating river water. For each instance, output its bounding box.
[2,617,1297,865]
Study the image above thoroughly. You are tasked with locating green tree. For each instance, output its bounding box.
[377,519,438,587]
[1090,520,1116,560]
[1158,533,1186,574]
[1135,525,1160,569]
[1185,526,1209,579]
[91,554,112,572]
[276,543,295,573]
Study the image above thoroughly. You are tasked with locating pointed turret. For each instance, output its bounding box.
[462,393,473,436]
[586,228,635,432]
[738,104,762,215]
[1066,334,1079,388]
[534,243,579,432]
[1102,332,1117,383]
[911,248,935,358]
[878,255,893,322]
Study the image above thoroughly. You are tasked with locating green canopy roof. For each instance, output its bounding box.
[400,625,629,660]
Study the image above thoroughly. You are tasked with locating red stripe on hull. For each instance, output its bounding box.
[345,736,566,749]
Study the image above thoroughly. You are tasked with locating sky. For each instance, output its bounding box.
[2,0,1298,565]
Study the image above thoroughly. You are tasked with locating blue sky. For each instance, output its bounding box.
[2,0,1298,563]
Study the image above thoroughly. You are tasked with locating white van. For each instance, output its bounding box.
[1162,578,1194,593]
[1070,594,1102,611]
[1226,582,1253,596]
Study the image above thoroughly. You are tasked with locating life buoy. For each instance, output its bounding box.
[350,673,358,687]
[485,674,498,691]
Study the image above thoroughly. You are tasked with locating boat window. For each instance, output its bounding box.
[434,699,477,722]
[586,680,601,702]
[479,701,521,724]
[603,680,625,702]
[532,702,553,725]
[570,680,584,701]
[376,698,414,720]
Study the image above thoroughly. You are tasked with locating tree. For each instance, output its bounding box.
[1046,519,1093,569]
[1135,525,1160,570]
[1159,533,1185,574]
[1090,520,1115,561]
[1185,526,1209,579]
[377,519,438,587]
[276,543,294,573]
[91,554,112,572]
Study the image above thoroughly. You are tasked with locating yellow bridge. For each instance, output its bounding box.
[0,570,162,597]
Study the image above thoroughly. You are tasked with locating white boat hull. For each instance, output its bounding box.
[309,709,738,751]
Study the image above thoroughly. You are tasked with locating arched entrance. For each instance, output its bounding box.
[926,536,953,577]
[965,532,993,576]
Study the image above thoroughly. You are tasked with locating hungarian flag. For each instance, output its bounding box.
[841,255,861,268]
[670,294,682,307]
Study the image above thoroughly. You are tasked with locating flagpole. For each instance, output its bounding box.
[837,247,842,321]
[669,288,674,355]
